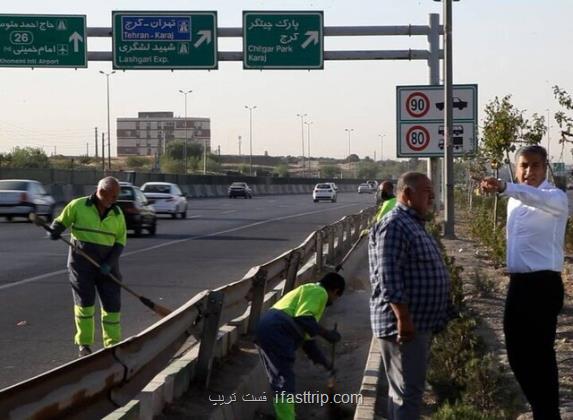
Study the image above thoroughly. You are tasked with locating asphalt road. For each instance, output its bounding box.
[0,192,375,389]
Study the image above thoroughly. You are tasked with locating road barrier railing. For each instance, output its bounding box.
[0,206,376,420]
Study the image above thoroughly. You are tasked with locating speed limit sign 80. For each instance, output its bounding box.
[405,125,430,151]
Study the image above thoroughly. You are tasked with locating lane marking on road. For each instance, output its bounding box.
[0,269,67,291]
[0,202,363,291]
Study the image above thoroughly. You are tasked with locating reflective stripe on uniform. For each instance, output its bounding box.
[101,309,121,347]
[74,305,95,346]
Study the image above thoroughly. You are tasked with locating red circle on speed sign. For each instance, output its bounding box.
[406,126,430,151]
[405,92,430,118]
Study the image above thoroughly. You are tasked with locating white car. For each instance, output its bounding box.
[0,179,55,222]
[313,183,337,203]
[358,183,375,194]
[141,182,188,219]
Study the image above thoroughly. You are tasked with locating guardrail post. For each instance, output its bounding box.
[196,290,224,387]
[326,225,335,265]
[284,251,301,294]
[353,215,361,241]
[315,229,324,272]
[343,217,352,249]
[247,268,267,334]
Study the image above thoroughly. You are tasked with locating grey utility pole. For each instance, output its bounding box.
[99,71,115,170]
[245,106,256,176]
[427,12,442,215]
[442,0,455,238]
[178,89,192,174]
[297,113,307,176]
[94,127,98,158]
[305,120,313,173]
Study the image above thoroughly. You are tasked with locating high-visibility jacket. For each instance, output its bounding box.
[54,195,126,267]
[55,195,126,246]
[374,196,397,223]
[273,282,328,324]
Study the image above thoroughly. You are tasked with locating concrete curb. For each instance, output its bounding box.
[353,338,383,420]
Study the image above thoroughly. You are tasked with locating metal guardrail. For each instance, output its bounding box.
[0,206,376,419]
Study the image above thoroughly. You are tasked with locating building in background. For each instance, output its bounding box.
[116,112,211,157]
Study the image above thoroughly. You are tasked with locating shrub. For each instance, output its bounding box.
[432,401,494,420]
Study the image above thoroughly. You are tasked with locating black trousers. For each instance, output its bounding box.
[504,271,564,420]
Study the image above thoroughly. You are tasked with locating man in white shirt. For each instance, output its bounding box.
[481,145,567,420]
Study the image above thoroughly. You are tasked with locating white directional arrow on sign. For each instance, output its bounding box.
[301,31,319,49]
[68,32,83,52]
[193,30,212,48]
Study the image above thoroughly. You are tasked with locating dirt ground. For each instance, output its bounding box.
[439,213,573,419]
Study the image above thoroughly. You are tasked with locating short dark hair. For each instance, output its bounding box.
[319,272,345,296]
[515,145,548,164]
[396,171,428,194]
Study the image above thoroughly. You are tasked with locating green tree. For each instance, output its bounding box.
[346,153,360,163]
[8,147,50,168]
[357,161,379,179]
[165,140,185,161]
[552,85,573,157]
[126,156,150,169]
[320,164,339,178]
[160,155,185,174]
[273,163,290,177]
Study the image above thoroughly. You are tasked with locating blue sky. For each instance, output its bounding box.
[1,1,572,162]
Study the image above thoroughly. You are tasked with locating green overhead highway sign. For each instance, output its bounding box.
[243,11,323,69]
[113,11,217,70]
[0,14,86,68]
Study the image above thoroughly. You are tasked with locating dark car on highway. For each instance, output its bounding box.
[228,182,253,199]
[117,183,157,236]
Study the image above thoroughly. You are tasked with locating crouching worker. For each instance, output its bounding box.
[255,272,345,420]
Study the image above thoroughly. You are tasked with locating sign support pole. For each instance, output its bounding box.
[427,13,441,213]
[443,0,455,237]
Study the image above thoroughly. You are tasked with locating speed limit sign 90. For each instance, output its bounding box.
[406,125,430,151]
[405,92,430,118]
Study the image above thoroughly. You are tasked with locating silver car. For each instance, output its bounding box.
[141,182,188,219]
[0,179,56,222]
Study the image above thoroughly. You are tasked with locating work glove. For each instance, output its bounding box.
[49,221,65,240]
[99,263,112,276]
[323,329,341,344]
[302,340,329,367]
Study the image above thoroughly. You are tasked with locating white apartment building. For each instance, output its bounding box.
[117,111,211,157]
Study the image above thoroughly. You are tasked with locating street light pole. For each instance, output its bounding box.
[546,108,551,159]
[305,120,313,174]
[345,128,355,178]
[297,113,307,177]
[345,128,354,157]
[99,70,115,170]
[178,89,192,174]
[245,105,257,176]
[378,134,385,161]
